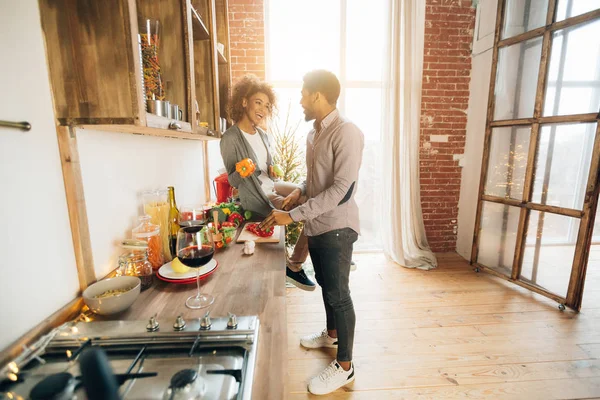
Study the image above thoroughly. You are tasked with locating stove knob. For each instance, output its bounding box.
[173,315,186,331]
[200,311,212,330]
[146,315,159,332]
[227,312,238,329]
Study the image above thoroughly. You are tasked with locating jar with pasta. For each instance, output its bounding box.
[142,189,171,261]
[132,215,164,270]
[117,240,153,291]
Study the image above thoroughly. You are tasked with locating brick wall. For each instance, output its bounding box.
[419,0,475,252]
[228,0,265,81]
[227,0,476,253]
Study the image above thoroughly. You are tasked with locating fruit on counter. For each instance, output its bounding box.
[235,158,256,178]
[245,223,274,238]
[243,240,255,255]
[171,257,191,273]
[227,212,244,227]
[244,210,253,220]
[272,164,284,178]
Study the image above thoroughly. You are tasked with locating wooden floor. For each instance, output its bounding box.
[285,252,600,399]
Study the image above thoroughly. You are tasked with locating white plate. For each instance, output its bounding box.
[158,259,218,280]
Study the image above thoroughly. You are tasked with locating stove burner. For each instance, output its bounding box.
[164,369,207,400]
[30,372,75,400]
[170,369,198,389]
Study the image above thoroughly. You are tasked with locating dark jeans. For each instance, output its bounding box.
[308,228,358,362]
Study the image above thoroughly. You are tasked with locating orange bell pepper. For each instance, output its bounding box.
[236,158,256,178]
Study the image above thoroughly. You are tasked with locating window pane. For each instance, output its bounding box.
[484,126,531,200]
[543,19,600,116]
[555,0,600,22]
[346,0,387,81]
[345,88,382,142]
[521,211,579,297]
[477,202,520,275]
[271,87,313,136]
[502,0,549,39]
[267,0,340,81]
[494,37,543,120]
[531,122,597,210]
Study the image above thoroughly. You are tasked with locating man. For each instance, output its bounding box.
[261,70,364,395]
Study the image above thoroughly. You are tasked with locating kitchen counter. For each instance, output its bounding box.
[109,231,287,400]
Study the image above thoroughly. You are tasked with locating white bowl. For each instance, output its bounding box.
[82,276,141,315]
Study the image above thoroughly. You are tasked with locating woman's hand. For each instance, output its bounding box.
[269,164,284,179]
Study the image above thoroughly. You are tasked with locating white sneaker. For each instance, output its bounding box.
[308,360,355,395]
[300,329,338,349]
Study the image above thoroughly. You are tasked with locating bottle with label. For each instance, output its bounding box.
[167,186,180,260]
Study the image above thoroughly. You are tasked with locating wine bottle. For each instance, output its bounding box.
[167,186,180,260]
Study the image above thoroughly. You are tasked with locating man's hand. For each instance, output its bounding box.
[281,188,302,211]
[260,210,293,230]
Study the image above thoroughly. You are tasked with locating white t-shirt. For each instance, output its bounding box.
[241,129,274,194]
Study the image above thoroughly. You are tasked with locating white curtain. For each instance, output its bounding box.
[381,0,437,270]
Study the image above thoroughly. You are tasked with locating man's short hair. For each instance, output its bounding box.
[302,70,340,105]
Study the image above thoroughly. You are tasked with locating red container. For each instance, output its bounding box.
[214,172,232,203]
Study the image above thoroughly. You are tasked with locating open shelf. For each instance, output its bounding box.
[77,123,219,141]
[192,7,210,40]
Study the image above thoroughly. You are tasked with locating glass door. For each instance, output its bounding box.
[472,0,600,311]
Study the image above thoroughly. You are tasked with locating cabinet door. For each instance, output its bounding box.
[40,0,145,125]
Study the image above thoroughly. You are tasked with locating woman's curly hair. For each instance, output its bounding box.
[228,75,277,123]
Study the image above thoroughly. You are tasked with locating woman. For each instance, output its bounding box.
[220,75,316,291]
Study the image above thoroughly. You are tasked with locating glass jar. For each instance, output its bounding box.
[142,189,170,261]
[132,215,164,270]
[117,240,153,291]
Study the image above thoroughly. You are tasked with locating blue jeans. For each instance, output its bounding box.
[308,228,358,362]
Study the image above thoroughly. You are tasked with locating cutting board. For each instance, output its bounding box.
[236,223,282,243]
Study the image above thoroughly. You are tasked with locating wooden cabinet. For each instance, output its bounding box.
[39,0,231,140]
[192,0,232,137]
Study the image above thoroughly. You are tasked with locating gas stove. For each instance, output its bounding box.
[0,313,259,400]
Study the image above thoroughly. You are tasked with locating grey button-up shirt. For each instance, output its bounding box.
[289,109,364,236]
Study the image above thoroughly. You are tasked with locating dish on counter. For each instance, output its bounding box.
[157,258,218,280]
[82,276,141,315]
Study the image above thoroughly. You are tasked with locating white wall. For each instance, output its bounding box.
[0,0,79,351]
[206,140,226,200]
[0,1,214,353]
[456,0,498,259]
[77,130,207,278]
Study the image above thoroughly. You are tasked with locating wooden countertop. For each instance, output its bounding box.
[109,231,287,400]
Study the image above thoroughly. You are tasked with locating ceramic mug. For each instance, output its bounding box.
[171,104,183,121]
